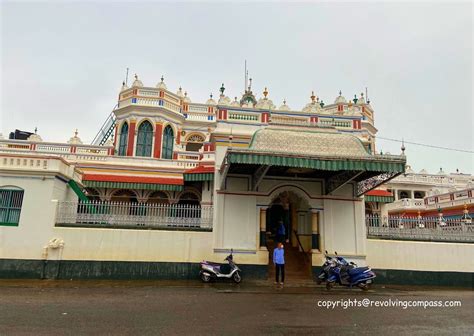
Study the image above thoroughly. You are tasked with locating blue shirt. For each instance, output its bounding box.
[273,247,285,265]
[277,224,285,236]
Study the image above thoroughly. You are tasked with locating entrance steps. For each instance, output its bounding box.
[267,241,312,283]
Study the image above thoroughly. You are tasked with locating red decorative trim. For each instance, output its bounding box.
[176,128,181,145]
[185,165,214,174]
[127,121,136,156]
[83,174,183,185]
[365,189,393,197]
[218,109,227,120]
[154,123,163,158]
[70,146,76,153]
[310,116,318,123]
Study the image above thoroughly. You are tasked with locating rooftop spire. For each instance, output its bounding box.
[263,87,268,98]
[310,91,316,103]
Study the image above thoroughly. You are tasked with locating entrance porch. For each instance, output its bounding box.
[214,128,406,281]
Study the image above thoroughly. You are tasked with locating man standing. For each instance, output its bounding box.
[273,242,285,286]
[276,220,286,243]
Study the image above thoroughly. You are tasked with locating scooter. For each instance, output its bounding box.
[316,251,356,284]
[325,254,376,291]
[199,250,242,283]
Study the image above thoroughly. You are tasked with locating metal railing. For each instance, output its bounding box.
[55,201,213,231]
[366,214,474,243]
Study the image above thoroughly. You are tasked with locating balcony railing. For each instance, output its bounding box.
[385,198,425,211]
[55,201,213,231]
[366,214,474,243]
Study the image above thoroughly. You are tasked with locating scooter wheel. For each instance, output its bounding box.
[326,282,334,291]
[232,271,242,284]
[200,273,211,283]
[357,283,369,291]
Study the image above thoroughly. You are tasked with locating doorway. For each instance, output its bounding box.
[266,190,312,281]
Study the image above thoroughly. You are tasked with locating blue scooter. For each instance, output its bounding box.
[316,251,355,284]
[325,252,376,291]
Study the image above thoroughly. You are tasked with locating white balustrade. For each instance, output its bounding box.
[55,201,213,231]
[366,214,474,242]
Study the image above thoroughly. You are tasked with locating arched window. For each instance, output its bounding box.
[135,121,153,157]
[118,122,129,156]
[414,191,425,199]
[162,125,174,159]
[185,134,205,152]
[177,192,201,218]
[399,191,409,199]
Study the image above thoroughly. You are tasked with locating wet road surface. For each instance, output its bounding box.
[0,280,472,335]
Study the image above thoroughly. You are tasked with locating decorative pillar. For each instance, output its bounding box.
[259,207,268,248]
[113,124,118,148]
[311,210,320,252]
[127,119,136,156]
[153,123,163,158]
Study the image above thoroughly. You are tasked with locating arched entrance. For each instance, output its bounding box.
[266,190,313,281]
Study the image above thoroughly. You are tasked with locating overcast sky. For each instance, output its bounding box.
[1,1,472,174]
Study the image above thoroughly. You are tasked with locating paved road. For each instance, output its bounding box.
[0,280,472,335]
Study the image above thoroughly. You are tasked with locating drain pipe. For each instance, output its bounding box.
[41,238,65,279]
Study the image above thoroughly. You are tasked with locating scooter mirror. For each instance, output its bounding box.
[325,250,328,254]
[334,251,338,255]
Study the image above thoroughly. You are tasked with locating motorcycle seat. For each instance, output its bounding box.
[203,261,222,266]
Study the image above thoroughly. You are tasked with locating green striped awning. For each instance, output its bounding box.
[365,195,395,203]
[227,152,406,173]
[183,173,214,182]
[84,180,183,191]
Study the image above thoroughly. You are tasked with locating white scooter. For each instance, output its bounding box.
[199,250,242,283]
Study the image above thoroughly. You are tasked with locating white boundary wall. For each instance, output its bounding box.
[367,239,474,272]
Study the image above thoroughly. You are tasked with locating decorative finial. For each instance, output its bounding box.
[361,92,364,97]
[401,138,406,154]
[74,129,78,137]
[234,96,238,101]
[161,75,164,82]
[220,83,225,95]
[248,78,252,90]
[339,90,342,96]
[316,96,320,103]
[283,99,286,105]
[263,87,268,98]
[320,100,324,108]
[134,74,138,80]
[34,127,38,134]
[353,94,358,104]
[210,93,213,99]
[179,86,182,91]
[310,91,316,103]
[184,91,188,97]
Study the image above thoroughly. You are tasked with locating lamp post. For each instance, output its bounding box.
[437,207,446,227]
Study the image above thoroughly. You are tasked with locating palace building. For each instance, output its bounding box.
[0,74,407,280]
